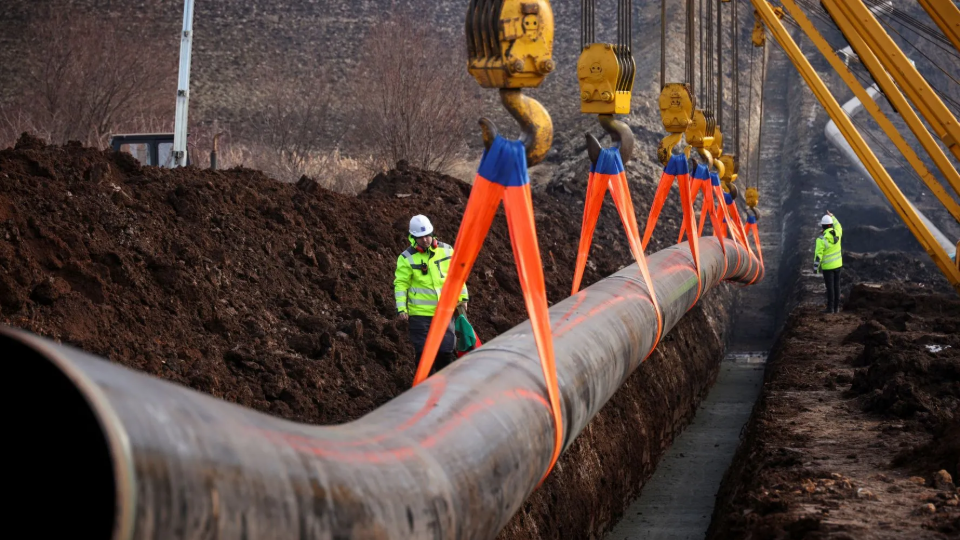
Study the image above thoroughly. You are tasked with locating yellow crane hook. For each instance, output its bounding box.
[467,0,556,166]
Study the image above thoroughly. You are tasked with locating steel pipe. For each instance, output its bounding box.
[9,238,761,540]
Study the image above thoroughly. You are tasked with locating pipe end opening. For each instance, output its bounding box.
[10,337,117,539]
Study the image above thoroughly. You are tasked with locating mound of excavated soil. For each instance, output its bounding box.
[0,134,682,426]
[841,251,955,296]
[708,283,960,539]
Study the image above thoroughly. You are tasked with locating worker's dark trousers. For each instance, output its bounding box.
[822,267,841,312]
[408,315,457,374]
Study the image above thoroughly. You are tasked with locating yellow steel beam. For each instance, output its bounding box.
[748,0,960,294]
[918,0,960,53]
[781,0,960,223]
[820,1,960,201]
[823,0,960,161]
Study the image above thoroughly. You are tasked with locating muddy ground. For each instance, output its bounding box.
[1,134,734,539]
[0,134,683,423]
[708,282,960,539]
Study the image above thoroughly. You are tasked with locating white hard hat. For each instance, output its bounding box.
[409,214,434,237]
[821,214,834,225]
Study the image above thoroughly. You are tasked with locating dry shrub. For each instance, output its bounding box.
[215,140,377,195]
[352,14,481,173]
[1,9,175,149]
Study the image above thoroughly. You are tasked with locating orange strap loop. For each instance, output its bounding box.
[643,155,702,304]
[745,214,764,284]
[572,148,664,355]
[412,136,563,487]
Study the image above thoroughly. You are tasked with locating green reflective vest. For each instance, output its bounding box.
[815,218,843,271]
[394,237,468,316]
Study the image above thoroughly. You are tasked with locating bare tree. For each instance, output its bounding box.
[352,15,481,173]
[251,65,335,176]
[3,10,175,148]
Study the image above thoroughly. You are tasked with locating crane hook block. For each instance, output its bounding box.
[578,43,635,115]
[658,83,695,133]
[686,109,716,151]
[657,132,684,166]
[745,186,759,209]
[466,0,555,89]
[707,126,724,160]
[752,7,783,47]
[479,88,554,166]
[718,154,738,184]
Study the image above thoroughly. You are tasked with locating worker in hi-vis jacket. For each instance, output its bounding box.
[394,214,468,373]
[814,211,843,313]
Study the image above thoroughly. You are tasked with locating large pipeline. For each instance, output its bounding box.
[10,237,761,540]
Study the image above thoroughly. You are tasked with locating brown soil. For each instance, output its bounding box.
[708,282,960,539]
[2,134,710,539]
[1,134,685,425]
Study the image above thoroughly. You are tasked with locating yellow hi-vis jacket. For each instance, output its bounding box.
[394,236,468,316]
[815,218,843,272]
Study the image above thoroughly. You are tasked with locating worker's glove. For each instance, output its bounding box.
[398,312,409,321]
[813,266,819,274]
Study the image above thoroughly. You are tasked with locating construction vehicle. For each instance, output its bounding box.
[108,133,188,168]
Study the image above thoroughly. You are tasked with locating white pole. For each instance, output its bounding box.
[173,0,195,167]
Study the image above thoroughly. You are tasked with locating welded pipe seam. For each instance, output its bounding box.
[8,237,761,540]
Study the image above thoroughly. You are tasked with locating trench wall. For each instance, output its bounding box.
[496,284,736,540]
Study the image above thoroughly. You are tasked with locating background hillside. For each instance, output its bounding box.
[0,0,956,194]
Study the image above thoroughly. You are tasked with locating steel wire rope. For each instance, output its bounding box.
[768,15,951,204]
[873,14,960,88]
[787,1,960,116]
[733,0,740,158]
[700,0,706,103]
[661,0,667,88]
[752,37,768,195]
[745,37,757,187]
[716,0,724,125]
[863,0,955,49]
[687,0,696,94]
[706,0,714,112]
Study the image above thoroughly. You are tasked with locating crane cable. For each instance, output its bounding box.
[733,0,740,159]
[687,0,696,95]
[707,0,714,113]
[660,0,666,89]
[699,0,705,103]
[717,0,724,128]
[793,0,960,111]
[752,37,768,199]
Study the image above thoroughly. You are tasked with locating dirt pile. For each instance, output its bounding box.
[844,284,960,482]
[841,251,955,296]
[0,135,681,426]
[708,282,960,539]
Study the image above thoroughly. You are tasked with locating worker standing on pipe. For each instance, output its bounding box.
[395,214,468,373]
[814,211,843,313]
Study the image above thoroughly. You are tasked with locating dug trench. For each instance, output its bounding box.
[707,282,960,539]
[4,135,742,538]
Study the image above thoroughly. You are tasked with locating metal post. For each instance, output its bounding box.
[173,0,195,168]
